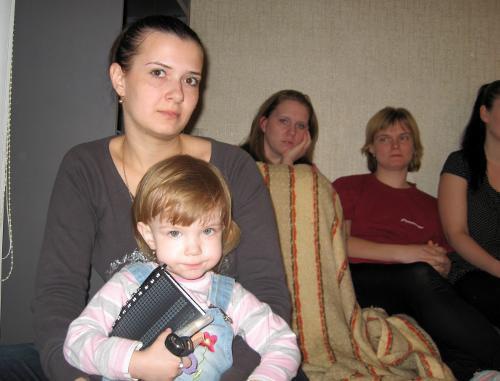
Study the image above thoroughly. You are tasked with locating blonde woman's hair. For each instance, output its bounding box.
[132,155,240,261]
[361,107,423,173]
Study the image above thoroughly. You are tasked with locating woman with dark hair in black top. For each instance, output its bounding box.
[439,80,500,328]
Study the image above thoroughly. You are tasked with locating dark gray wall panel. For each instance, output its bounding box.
[0,0,123,343]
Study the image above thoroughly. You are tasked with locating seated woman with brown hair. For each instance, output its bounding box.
[241,89,318,165]
[332,106,500,381]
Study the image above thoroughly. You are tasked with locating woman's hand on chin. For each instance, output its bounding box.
[281,131,311,165]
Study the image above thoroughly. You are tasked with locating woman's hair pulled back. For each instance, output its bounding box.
[461,80,500,191]
[109,15,204,72]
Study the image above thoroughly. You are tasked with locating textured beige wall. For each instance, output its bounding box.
[191,0,500,196]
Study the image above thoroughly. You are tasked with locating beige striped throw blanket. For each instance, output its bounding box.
[257,163,455,381]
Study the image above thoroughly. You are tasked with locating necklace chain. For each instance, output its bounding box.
[121,140,134,202]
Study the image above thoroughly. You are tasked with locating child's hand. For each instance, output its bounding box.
[191,331,204,346]
[129,328,187,381]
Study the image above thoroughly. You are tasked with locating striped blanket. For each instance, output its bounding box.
[257,163,455,381]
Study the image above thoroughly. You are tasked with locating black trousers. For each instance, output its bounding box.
[350,262,500,381]
[454,270,500,329]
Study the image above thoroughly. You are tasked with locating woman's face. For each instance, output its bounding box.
[111,31,204,139]
[481,97,500,141]
[259,99,310,162]
[369,121,414,172]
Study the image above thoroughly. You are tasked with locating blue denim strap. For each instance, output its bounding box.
[208,274,234,311]
[124,261,155,284]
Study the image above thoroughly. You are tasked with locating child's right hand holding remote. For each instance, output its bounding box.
[129,328,193,381]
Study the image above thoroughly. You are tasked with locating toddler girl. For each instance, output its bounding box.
[63,155,300,381]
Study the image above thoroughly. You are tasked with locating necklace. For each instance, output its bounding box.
[121,139,135,202]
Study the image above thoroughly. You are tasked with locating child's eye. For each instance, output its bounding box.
[399,134,411,142]
[150,68,166,78]
[296,123,307,130]
[202,227,215,236]
[167,230,181,238]
[185,76,200,87]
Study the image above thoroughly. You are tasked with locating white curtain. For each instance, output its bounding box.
[0,0,16,317]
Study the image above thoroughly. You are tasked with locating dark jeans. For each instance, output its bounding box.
[454,270,500,328]
[0,343,48,381]
[350,262,500,381]
[0,342,308,381]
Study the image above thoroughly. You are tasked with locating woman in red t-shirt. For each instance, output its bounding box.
[333,107,500,381]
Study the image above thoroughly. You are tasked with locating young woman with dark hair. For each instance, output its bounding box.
[0,15,292,381]
[438,80,500,326]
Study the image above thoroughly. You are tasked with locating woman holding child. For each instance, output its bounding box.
[333,106,500,381]
[31,15,292,381]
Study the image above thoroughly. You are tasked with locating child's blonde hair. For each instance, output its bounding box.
[133,155,240,261]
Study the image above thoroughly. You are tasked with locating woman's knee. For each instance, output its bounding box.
[455,271,500,326]
[404,262,450,290]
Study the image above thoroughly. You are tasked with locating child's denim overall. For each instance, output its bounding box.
[104,263,234,381]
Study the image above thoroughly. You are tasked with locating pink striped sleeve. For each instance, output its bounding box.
[63,267,145,380]
[228,283,300,380]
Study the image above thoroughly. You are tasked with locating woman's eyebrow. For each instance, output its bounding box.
[146,61,202,76]
[146,61,171,68]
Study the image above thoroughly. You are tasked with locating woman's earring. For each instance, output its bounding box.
[118,97,124,104]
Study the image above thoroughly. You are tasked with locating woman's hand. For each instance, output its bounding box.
[403,241,450,276]
[426,240,451,276]
[281,131,311,165]
[129,329,194,381]
[346,229,449,276]
[491,260,500,278]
